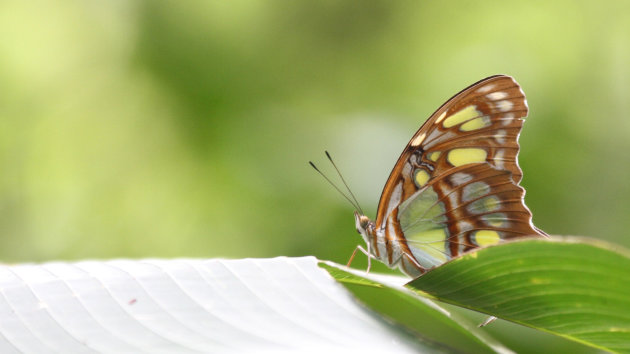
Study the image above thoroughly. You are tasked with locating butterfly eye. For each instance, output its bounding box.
[355,215,371,234]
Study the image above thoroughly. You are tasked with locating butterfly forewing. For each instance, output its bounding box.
[376,75,528,226]
[372,75,545,276]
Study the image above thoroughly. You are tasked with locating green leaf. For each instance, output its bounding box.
[406,236,630,353]
[319,262,511,353]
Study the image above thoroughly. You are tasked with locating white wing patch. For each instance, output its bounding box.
[486,91,508,100]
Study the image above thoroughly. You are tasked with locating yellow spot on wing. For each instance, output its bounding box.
[443,106,481,128]
[469,196,501,213]
[408,228,448,262]
[460,117,491,131]
[487,218,504,227]
[410,132,426,147]
[474,230,501,246]
[483,196,501,211]
[414,169,431,187]
[447,148,487,167]
[484,213,508,228]
[427,151,441,162]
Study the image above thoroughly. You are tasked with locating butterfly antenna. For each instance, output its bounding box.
[325,151,364,215]
[309,160,361,212]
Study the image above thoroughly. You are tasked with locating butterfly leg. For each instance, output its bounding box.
[346,244,374,274]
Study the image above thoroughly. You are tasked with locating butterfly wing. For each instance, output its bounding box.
[398,163,543,269]
[375,75,546,272]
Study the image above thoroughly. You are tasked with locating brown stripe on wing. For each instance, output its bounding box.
[428,168,471,257]
[386,213,394,265]
[426,163,545,257]
[371,227,380,259]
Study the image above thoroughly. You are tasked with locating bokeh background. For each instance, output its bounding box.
[0,4,628,263]
[1,1,628,352]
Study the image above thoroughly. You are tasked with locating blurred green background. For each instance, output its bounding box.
[1,1,628,352]
[1,1,629,267]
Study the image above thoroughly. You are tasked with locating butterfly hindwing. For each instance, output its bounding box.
[397,163,541,269]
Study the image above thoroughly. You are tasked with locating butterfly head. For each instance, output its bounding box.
[354,211,375,242]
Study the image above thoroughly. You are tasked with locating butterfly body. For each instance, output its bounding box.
[353,75,547,277]
[355,211,423,276]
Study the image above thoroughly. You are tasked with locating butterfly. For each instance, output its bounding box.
[322,75,547,278]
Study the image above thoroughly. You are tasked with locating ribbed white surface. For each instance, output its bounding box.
[0,257,421,353]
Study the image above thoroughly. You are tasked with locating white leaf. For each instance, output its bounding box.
[0,257,429,353]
